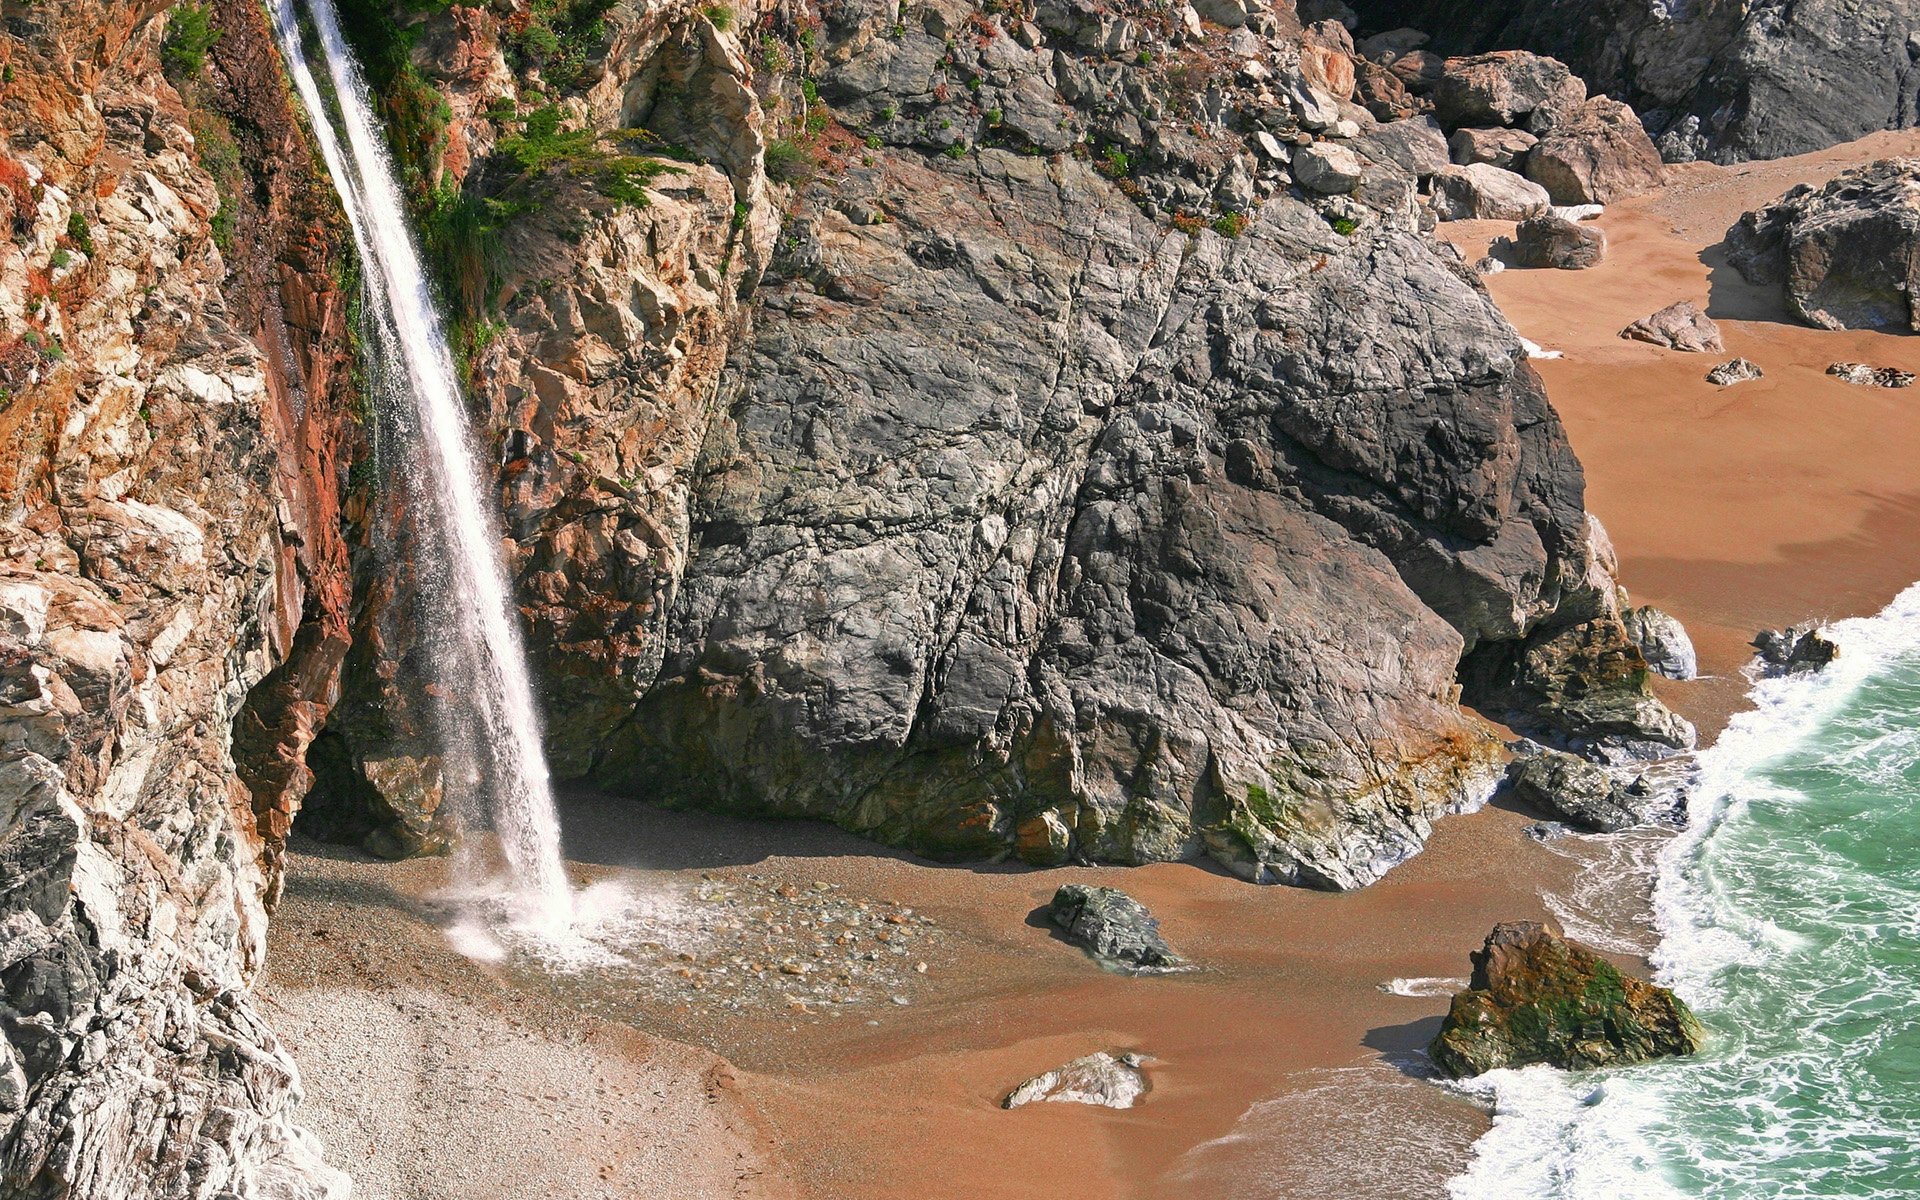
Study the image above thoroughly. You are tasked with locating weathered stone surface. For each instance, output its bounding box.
[0,2,356,1194]
[1430,921,1705,1076]
[1622,606,1697,681]
[1296,142,1368,193]
[1356,116,1451,178]
[1706,358,1765,387]
[1523,97,1664,205]
[1725,159,1920,333]
[1048,885,1188,973]
[1828,362,1917,389]
[1351,0,1920,163]
[1507,747,1645,832]
[1754,624,1842,676]
[1508,213,1606,269]
[1004,1051,1152,1109]
[1450,126,1537,168]
[1432,51,1586,132]
[1620,301,1725,353]
[1431,162,1552,220]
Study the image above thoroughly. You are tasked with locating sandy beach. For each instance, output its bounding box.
[264,131,1920,1199]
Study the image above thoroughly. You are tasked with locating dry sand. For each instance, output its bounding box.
[268,132,1920,1199]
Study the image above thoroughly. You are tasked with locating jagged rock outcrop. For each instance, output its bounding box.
[1349,0,1920,164]
[1754,624,1841,676]
[1725,158,1920,334]
[298,0,1689,888]
[0,2,356,1194]
[1621,605,1696,681]
[1506,746,1647,832]
[1430,921,1705,1076]
[1706,358,1764,387]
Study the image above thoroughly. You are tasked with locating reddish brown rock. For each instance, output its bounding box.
[1524,97,1666,205]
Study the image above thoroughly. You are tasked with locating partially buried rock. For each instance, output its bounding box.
[1505,747,1645,833]
[1706,358,1764,387]
[1003,1051,1151,1109]
[1827,362,1916,389]
[1049,884,1188,972]
[1753,624,1840,676]
[1620,301,1724,353]
[1429,922,1704,1077]
[1508,213,1606,269]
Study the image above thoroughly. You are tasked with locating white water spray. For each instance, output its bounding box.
[269,0,573,929]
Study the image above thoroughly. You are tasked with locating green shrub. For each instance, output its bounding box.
[764,137,811,182]
[702,4,734,29]
[64,212,94,257]
[1331,216,1358,236]
[161,3,220,79]
[942,142,968,159]
[1212,211,1248,238]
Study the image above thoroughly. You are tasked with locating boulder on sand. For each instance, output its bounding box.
[1827,362,1916,389]
[1003,1051,1152,1109]
[1619,300,1724,352]
[1430,162,1551,221]
[1048,884,1189,972]
[1430,922,1705,1077]
[1505,746,1645,833]
[1621,605,1697,680]
[1523,97,1665,206]
[1725,158,1920,332]
[1508,213,1607,269]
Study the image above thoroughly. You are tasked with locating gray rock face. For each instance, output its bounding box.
[1431,162,1553,219]
[1431,51,1587,131]
[1725,159,1920,334]
[1707,358,1765,387]
[1004,1050,1152,1109]
[1508,213,1607,269]
[1507,747,1646,832]
[1622,606,1698,681]
[1523,97,1665,205]
[1451,126,1538,168]
[1047,885,1188,973]
[1351,0,1920,163]
[1754,624,1842,675]
[1620,301,1725,353]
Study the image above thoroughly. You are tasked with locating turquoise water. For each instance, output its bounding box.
[1451,585,1920,1199]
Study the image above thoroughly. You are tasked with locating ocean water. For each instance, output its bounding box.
[1450,583,1920,1199]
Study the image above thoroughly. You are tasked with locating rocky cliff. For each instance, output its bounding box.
[1349,0,1920,163]
[291,0,1688,890]
[0,2,355,1194]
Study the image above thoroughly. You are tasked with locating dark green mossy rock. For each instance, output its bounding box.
[1430,921,1704,1077]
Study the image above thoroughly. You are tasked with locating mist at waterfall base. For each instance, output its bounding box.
[269,0,582,948]
[1449,583,1920,1200]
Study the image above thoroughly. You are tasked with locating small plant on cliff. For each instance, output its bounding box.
[64,212,94,257]
[1212,211,1248,238]
[161,4,220,80]
[764,137,811,183]
[1098,146,1131,178]
[1331,216,1358,237]
[702,4,735,31]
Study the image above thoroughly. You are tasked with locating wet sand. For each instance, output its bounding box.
[267,132,1920,1198]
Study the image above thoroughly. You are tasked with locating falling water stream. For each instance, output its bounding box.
[269,0,573,931]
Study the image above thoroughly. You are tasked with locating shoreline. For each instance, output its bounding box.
[263,130,1920,1198]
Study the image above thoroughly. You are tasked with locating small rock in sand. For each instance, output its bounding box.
[1706,358,1764,386]
[1827,362,1915,389]
[1753,624,1840,675]
[1619,300,1724,353]
[1508,213,1607,269]
[1003,1051,1152,1110]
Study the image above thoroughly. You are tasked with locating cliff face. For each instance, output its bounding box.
[1350,0,1920,163]
[0,2,354,1195]
[298,0,1688,888]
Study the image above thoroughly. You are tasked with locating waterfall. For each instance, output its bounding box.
[269,0,573,929]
